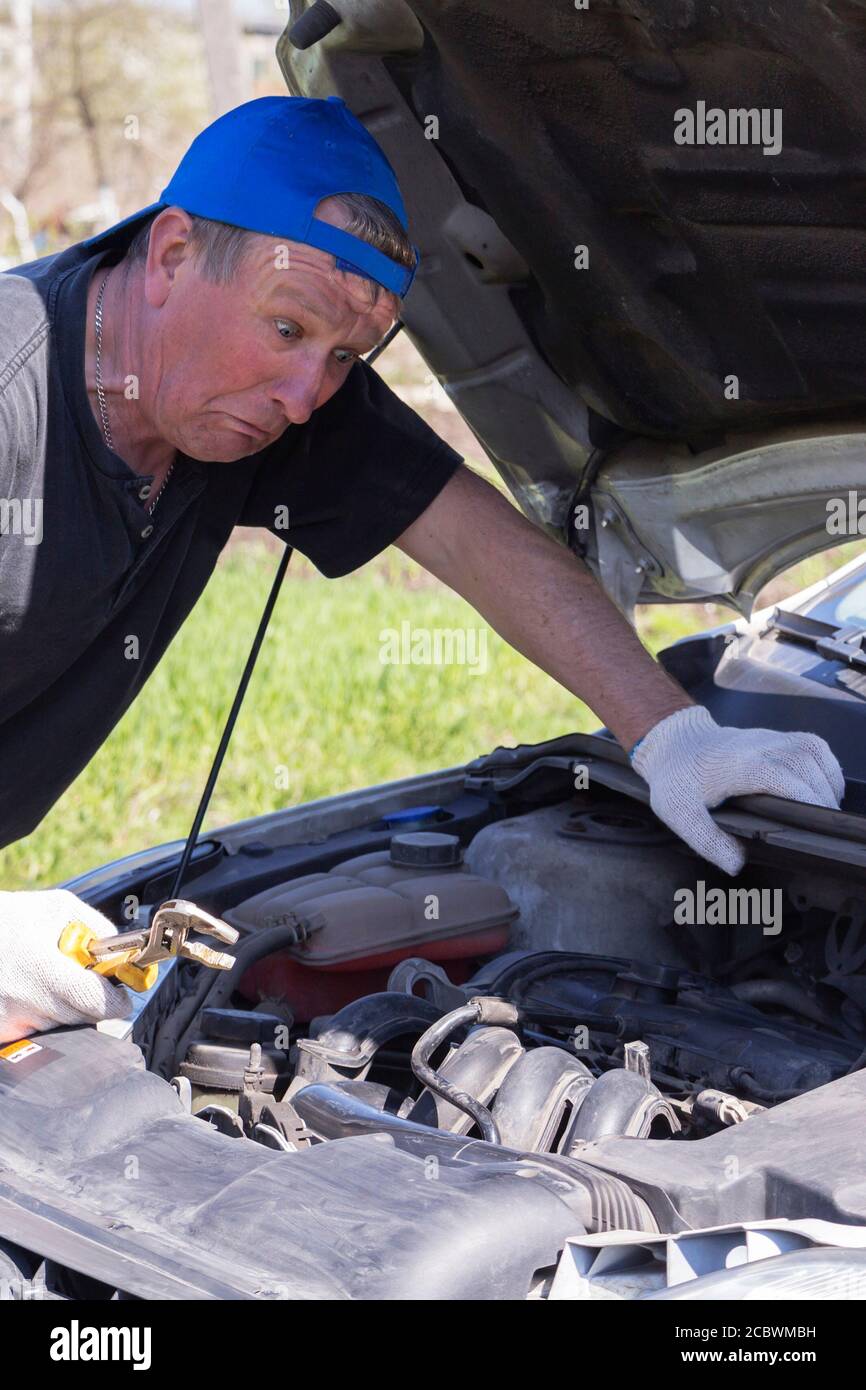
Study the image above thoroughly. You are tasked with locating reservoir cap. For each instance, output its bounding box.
[389,831,463,868]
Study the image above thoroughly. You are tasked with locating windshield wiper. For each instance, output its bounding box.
[768,609,866,668]
[767,609,866,699]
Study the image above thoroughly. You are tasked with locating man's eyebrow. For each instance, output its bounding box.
[271,287,342,328]
[271,286,395,354]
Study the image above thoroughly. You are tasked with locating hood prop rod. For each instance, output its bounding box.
[169,545,293,900]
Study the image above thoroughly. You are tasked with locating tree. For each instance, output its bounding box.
[0,0,209,250]
[197,0,249,118]
[0,0,34,259]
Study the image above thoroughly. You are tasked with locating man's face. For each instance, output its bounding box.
[142,205,399,461]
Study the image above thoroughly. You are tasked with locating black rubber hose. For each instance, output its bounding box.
[731,978,829,1028]
[483,950,628,1000]
[508,954,633,1011]
[728,1067,802,1103]
[149,919,310,1078]
[410,998,519,1144]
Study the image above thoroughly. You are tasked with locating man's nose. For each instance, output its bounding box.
[269,354,330,426]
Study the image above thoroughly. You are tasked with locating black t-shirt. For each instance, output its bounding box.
[0,236,462,851]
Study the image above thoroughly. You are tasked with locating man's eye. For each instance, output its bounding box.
[334,348,359,365]
[275,319,301,340]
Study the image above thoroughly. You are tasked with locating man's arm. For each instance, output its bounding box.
[397,465,844,876]
[396,465,690,750]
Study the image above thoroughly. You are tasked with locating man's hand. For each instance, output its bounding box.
[632,707,845,875]
[0,890,132,1044]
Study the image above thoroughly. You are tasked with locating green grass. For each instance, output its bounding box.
[0,543,587,889]
[2,537,861,892]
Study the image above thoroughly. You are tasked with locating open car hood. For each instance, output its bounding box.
[278,1,866,615]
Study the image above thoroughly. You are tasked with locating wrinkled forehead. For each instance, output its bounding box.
[243,230,399,328]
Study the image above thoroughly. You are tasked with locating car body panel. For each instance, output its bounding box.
[277,2,866,612]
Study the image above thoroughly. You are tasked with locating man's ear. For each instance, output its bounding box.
[144,207,197,308]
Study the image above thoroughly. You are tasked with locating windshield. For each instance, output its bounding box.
[796,564,866,628]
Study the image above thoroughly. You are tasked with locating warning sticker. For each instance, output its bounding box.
[0,1038,59,1084]
[0,1039,42,1063]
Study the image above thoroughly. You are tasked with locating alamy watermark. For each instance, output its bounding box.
[49,1320,152,1370]
[826,492,866,536]
[0,496,42,546]
[674,880,782,936]
[379,621,488,674]
[674,101,782,157]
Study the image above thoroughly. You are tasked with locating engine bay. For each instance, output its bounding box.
[5,749,866,1299]
[156,785,866,1155]
[166,819,863,1157]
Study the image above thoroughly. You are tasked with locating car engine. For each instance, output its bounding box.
[5,767,866,1299]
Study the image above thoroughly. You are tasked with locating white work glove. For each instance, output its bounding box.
[0,889,132,1044]
[631,706,844,876]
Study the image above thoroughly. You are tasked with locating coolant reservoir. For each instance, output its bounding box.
[226,833,517,1019]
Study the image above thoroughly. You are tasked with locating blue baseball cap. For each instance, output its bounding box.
[82,95,418,298]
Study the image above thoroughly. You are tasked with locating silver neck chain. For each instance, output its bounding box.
[94,270,174,514]
[94,272,114,452]
[147,458,175,514]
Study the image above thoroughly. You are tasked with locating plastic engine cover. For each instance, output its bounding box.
[0,1027,587,1300]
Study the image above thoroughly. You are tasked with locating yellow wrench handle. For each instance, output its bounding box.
[58,920,159,993]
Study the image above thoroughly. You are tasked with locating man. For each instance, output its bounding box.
[0,97,844,1042]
